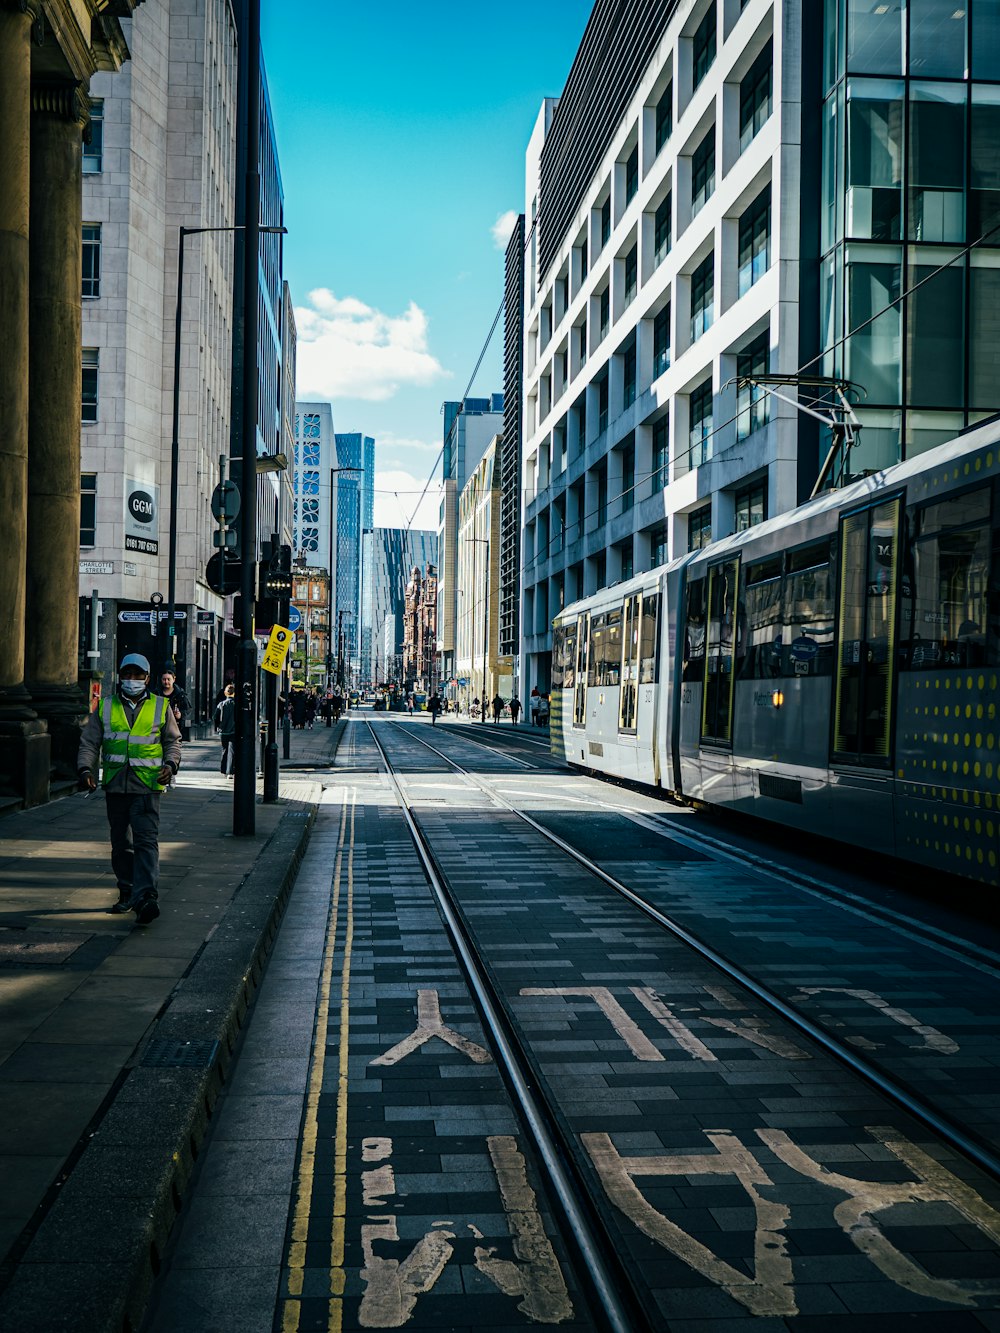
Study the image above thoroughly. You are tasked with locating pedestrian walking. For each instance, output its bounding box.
[305,690,317,729]
[530,685,541,726]
[510,696,521,725]
[214,683,236,776]
[471,697,479,720]
[429,692,442,725]
[77,654,181,924]
[290,688,307,729]
[491,693,505,725]
[158,669,191,740]
[407,695,415,715]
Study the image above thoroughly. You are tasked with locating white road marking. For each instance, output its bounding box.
[520,986,664,1061]
[370,989,492,1066]
[797,987,960,1053]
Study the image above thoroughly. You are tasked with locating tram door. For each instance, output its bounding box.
[701,559,739,745]
[574,613,590,727]
[832,496,902,765]
[619,593,641,733]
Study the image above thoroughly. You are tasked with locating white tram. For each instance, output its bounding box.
[550,418,1000,886]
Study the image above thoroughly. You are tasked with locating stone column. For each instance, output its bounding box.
[25,78,90,772]
[0,2,38,721]
[0,3,49,805]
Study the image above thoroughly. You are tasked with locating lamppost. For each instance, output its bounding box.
[466,536,489,722]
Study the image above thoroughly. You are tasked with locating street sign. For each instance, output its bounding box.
[210,480,241,523]
[117,610,187,624]
[287,604,302,632]
[206,551,241,596]
[196,610,216,625]
[291,657,304,669]
[261,624,292,676]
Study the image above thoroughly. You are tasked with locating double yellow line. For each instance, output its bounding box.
[282,789,356,1333]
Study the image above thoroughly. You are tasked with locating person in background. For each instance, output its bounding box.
[214,683,236,777]
[77,653,181,924]
[530,684,541,726]
[509,696,522,726]
[428,692,442,725]
[304,690,317,729]
[491,693,505,726]
[158,669,190,740]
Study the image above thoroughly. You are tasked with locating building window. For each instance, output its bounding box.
[620,439,635,511]
[737,332,770,439]
[653,417,669,489]
[82,348,98,423]
[83,100,104,174]
[623,343,636,408]
[623,245,638,305]
[302,442,320,467]
[302,469,320,495]
[734,480,767,532]
[620,540,634,581]
[847,82,904,241]
[598,375,609,433]
[692,4,717,90]
[80,474,97,547]
[690,251,714,342]
[740,41,773,152]
[82,224,101,299]
[599,287,610,340]
[689,377,713,467]
[738,184,771,296]
[597,463,608,527]
[908,83,965,244]
[656,83,673,153]
[601,196,612,247]
[625,145,639,204]
[691,129,716,215]
[654,193,672,266]
[651,523,669,567]
[577,320,587,367]
[580,237,589,280]
[688,503,712,551]
[653,305,671,376]
[295,583,307,600]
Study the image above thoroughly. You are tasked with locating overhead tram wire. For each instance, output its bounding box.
[520,212,1000,580]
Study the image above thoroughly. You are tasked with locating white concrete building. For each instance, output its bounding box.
[79,0,239,719]
[292,400,338,595]
[455,435,503,710]
[519,0,798,692]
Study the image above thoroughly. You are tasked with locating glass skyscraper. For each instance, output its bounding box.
[821,0,1000,478]
[333,432,375,679]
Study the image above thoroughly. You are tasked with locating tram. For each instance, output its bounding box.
[551,417,1000,885]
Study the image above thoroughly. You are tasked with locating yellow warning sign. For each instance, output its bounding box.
[261,623,292,676]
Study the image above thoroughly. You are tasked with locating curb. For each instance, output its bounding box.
[0,799,317,1333]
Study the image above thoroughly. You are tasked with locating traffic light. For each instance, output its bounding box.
[256,543,292,630]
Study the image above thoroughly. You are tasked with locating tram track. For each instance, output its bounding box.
[375,715,1000,1191]
[364,719,650,1333]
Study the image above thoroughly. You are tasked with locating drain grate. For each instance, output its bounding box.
[141,1037,219,1068]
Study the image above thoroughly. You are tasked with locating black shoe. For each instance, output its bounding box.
[107,887,133,914]
[133,896,160,925]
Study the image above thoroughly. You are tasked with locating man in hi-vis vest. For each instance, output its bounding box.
[77,653,182,924]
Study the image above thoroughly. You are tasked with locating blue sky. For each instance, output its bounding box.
[262,2,592,530]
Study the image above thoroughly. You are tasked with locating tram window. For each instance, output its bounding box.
[683,579,706,682]
[739,557,782,679]
[640,593,660,683]
[589,613,607,687]
[603,608,623,686]
[552,626,566,690]
[906,487,993,669]
[783,542,834,677]
[564,622,577,691]
[702,559,740,745]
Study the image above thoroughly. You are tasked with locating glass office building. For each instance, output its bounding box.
[334,432,375,679]
[821,0,1000,477]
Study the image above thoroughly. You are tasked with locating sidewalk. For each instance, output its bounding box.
[0,721,344,1331]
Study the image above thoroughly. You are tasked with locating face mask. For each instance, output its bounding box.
[120,679,146,698]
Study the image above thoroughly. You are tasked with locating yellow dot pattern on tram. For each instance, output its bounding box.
[899,671,999,881]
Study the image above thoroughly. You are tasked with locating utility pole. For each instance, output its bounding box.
[233,0,261,836]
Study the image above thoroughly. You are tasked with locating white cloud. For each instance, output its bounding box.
[490,210,518,251]
[294,288,449,403]
[374,469,443,534]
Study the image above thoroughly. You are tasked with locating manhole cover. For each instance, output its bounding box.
[141,1038,219,1068]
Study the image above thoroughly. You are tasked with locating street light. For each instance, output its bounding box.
[164,222,287,686]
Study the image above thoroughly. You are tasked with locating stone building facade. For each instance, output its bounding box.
[455,436,504,710]
[0,0,138,802]
[403,564,438,691]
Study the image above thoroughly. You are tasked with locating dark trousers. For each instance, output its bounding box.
[220,738,235,774]
[105,791,161,902]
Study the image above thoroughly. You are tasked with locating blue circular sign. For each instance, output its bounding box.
[286,604,302,632]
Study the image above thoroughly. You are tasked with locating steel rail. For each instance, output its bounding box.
[365,720,649,1333]
[379,717,1000,1188]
